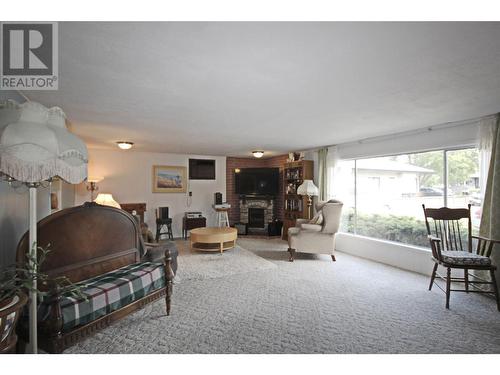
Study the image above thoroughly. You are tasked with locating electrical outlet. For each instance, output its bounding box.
[189,191,192,197]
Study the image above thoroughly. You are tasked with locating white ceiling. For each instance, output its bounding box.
[22,22,500,157]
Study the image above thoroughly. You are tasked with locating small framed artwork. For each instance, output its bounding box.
[152,165,187,193]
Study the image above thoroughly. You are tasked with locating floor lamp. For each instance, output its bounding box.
[297,179,319,220]
[0,101,88,354]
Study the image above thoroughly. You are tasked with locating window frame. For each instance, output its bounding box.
[339,145,478,242]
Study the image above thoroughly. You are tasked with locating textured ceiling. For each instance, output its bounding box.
[21,22,500,157]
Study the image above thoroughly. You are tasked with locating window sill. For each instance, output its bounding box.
[337,232,431,254]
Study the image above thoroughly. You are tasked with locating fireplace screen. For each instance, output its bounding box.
[248,208,265,228]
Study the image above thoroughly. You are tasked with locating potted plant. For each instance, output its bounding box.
[0,285,28,354]
[0,246,84,354]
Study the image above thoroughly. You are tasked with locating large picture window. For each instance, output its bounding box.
[330,148,482,247]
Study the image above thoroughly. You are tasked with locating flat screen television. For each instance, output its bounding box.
[189,159,216,180]
[235,168,279,196]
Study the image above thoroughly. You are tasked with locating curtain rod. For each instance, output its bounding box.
[310,112,499,152]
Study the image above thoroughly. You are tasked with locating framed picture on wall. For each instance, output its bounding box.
[152,165,187,193]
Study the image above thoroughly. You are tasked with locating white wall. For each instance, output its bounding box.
[335,232,468,278]
[0,183,29,268]
[0,183,51,267]
[75,149,226,238]
[335,233,434,275]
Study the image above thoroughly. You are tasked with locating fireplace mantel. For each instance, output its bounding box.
[239,197,275,229]
[239,195,275,202]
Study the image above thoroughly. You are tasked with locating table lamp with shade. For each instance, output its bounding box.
[94,193,121,209]
[0,100,88,353]
[297,179,319,220]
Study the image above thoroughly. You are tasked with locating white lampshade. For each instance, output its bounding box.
[0,101,88,183]
[297,179,319,197]
[94,193,121,208]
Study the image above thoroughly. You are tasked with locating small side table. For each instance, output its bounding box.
[183,216,206,239]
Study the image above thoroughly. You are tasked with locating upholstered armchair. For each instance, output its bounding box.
[287,200,343,262]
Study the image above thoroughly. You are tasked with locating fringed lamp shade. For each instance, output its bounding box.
[297,180,319,220]
[297,179,319,197]
[0,100,88,184]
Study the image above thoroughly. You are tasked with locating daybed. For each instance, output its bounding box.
[16,202,177,353]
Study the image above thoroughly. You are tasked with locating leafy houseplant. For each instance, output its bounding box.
[0,245,84,354]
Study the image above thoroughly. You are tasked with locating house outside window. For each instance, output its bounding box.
[330,148,482,248]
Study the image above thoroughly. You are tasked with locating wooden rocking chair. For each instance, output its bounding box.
[422,204,500,311]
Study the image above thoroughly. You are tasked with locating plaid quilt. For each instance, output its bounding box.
[38,262,165,332]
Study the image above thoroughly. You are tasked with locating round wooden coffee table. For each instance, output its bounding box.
[189,227,238,253]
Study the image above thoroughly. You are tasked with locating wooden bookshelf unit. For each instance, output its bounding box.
[282,160,314,240]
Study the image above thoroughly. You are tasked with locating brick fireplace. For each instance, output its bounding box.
[226,154,288,225]
[240,197,274,230]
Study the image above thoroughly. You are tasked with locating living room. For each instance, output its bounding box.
[1,1,500,373]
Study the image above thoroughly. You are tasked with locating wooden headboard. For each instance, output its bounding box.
[16,202,141,283]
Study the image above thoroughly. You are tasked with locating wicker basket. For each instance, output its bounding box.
[0,293,28,354]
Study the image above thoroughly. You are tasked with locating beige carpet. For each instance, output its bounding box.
[175,240,277,281]
[65,237,500,354]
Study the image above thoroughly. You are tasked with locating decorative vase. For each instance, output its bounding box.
[0,293,28,354]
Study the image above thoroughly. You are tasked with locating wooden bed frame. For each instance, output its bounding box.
[15,202,175,354]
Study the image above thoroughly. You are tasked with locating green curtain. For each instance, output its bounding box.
[317,147,328,201]
[480,115,500,288]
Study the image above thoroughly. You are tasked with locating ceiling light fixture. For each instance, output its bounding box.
[252,150,264,158]
[116,141,134,150]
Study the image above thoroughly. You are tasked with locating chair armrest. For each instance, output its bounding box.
[300,223,322,232]
[143,243,169,261]
[472,235,500,245]
[295,218,309,228]
[427,235,441,243]
[427,235,442,260]
[142,241,178,275]
[144,242,160,247]
[472,235,500,257]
